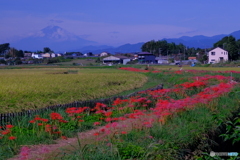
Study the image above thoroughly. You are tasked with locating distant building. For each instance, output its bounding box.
[42,53,51,58]
[103,55,131,65]
[99,52,111,57]
[24,53,32,58]
[208,47,228,64]
[138,52,156,63]
[188,57,197,60]
[31,53,43,59]
[155,57,169,64]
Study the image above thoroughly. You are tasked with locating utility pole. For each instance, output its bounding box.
[159,48,162,57]
[184,47,186,60]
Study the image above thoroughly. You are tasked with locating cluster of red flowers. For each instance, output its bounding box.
[179,81,207,89]
[119,67,160,73]
[0,124,16,140]
[119,67,150,73]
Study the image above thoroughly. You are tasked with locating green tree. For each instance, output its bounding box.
[16,50,24,57]
[43,47,53,53]
[6,48,18,58]
[0,59,6,64]
[0,43,10,55]
[214,36,239,60]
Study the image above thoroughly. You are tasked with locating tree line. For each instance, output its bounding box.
[141,35,240,61]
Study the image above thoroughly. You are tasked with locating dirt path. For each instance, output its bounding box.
[9,114,158,160]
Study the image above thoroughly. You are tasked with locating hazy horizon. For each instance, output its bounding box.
[1,0,240,46]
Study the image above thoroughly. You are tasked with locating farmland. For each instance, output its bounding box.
[0,66,240,160]
[0,68,147,113]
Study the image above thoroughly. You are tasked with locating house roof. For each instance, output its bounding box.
[188,57,196,60]
[114,55,131,59]
[138,52,153,55]
[209,47,227,52]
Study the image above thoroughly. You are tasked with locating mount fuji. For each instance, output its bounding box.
[11,26,97,52]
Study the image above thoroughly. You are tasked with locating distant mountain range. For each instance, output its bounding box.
[164,30,240,49]
[9,25,240,53]
[79,42,145,54]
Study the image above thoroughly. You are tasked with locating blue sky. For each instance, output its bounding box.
[1,0,240,46]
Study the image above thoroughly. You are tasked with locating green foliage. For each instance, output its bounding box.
[0,43,10,54]
[141,40,197,59]
[117,142,145,159]
[43,47,53,53]
[0,59,6,64]
[214,35,240,60]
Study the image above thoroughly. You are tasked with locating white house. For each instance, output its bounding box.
[208,47,228,64]
[31,53,43,59]
[99,52,110,57]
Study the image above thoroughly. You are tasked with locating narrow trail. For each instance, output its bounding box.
[9,114,158,160]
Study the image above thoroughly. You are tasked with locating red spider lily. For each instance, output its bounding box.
[34,115,42,121]
[45,124,52,132]
[95,102,107,109]
[119,67,150,73]
[8,136,16,140]
[104,111,112,117]
[105,117,112,122]
[65,107,89,115]
[118,117,127,121]
[50,112,63,120]
[121,131,127,134]
[93,132,100,136]
[94,122,101,126]
[38,123,43,126]
[6,124,14,129]
[1,130,10,135]
[95,110,105,114]
[100,128,105,133]
[180,81,206,88]
[112,98,128,106]
[59,120,68,123]
[41,118,49,122]
[29,120,35,123]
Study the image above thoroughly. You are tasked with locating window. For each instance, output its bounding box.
[211,59,215,61]
[211,52,215,55]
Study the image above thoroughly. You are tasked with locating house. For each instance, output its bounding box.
[31,53,43,59]
[155,57,169,64]
[42,53,51,58]
[24,53,32,58]
[99,52,111,57]
[138,52,156,63]
[103,55,131,65]
[188,57,197,60]
[208,47,228,64]
[51,53,56,58]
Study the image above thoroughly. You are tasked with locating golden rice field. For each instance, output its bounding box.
[0,68,147,113]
